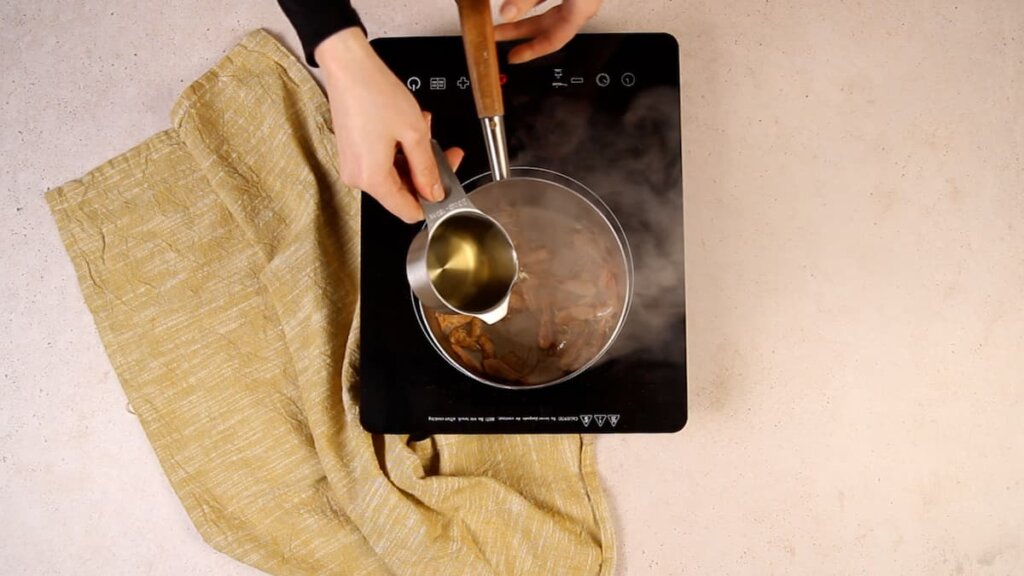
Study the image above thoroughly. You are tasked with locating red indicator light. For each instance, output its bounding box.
[499,73,508,85]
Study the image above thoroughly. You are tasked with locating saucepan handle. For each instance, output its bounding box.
[455,0,511,181]
[455,0,504,119]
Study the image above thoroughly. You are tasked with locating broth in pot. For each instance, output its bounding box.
[418,171,632,389]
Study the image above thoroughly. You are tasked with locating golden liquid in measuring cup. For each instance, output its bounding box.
[426,214,517,313]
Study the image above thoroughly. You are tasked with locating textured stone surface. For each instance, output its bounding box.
[2,0,1022,573]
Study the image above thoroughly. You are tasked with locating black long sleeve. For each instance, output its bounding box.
[277,0,365,67]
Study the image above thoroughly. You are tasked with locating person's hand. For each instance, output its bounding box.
[315,28,464,223]
[494,0,603,64]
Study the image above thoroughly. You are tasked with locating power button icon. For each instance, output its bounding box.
[407,76,422,91]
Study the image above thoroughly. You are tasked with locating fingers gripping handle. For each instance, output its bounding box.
[421,140,472,227]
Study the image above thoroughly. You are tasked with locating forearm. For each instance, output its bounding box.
[314,27,373,80]
[277,0,365,67]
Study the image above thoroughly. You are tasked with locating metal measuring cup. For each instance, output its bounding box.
[405,141,519,325]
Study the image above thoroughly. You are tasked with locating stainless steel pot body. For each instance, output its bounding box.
[414,168,634,390]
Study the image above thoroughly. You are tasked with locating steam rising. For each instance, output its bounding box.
[507,87,686,363]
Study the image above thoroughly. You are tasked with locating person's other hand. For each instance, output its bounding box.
[493,0,602,64]
[315,28,464,223]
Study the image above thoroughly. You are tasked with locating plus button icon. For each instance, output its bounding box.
[456,76,470,89]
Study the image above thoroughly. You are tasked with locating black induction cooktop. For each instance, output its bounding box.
[360,33,686,434]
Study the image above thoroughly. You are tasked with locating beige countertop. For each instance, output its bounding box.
[2,0,1022,574]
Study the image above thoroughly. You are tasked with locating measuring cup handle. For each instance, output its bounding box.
[422,140,473,227]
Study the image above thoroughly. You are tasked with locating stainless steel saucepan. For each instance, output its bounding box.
[409,0,634,389]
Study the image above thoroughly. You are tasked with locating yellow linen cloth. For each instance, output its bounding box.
[46,29,614,576]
